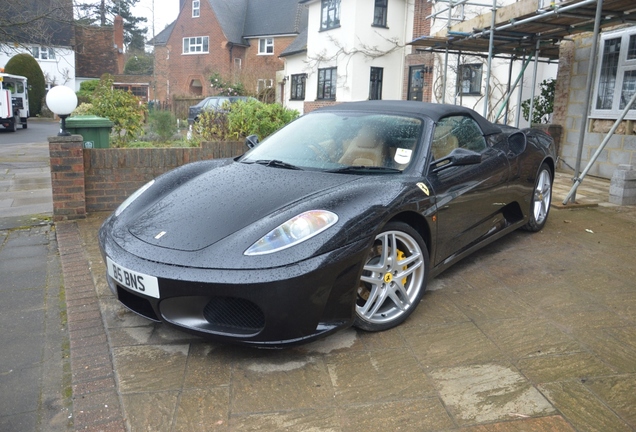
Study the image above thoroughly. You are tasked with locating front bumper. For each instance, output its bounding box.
[100,230,370,347]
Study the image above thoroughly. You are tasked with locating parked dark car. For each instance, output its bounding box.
[187,96,252,125]
[99,101,556,347]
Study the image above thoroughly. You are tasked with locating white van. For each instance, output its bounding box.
[0,73,29,132]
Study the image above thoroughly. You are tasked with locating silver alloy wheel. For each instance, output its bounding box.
[356,229,425,325]
[533,168,552,225]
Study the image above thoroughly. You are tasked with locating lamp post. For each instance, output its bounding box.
[46,85,78,136]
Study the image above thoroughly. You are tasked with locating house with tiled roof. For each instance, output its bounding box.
[148,0,307,103]
[0,0,76,90]
[281,0,435,115]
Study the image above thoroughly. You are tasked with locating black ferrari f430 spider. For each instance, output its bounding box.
[99,101,556,346]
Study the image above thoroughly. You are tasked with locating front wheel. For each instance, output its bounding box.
[522,162,552,232]
[354,222,429,332]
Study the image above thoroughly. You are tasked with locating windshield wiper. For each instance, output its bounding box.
[326,166,402,174]
[250,159,302,170]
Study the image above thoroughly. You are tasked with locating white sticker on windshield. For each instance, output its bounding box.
[394,148,412,165]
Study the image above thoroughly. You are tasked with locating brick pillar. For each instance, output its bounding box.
[49,135,86,221]
[552,39,574,128]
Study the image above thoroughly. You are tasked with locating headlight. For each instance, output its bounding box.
[115,179,155,217]
[244,210,338,256]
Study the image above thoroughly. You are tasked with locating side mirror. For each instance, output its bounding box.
[245,134,259,149]
[431,147,482,173]
[508,132,527,156]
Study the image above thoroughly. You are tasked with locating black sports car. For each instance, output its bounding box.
[99,101,555,346]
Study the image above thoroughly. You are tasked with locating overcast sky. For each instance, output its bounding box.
[131,0,179,39]
[80,0,180,40]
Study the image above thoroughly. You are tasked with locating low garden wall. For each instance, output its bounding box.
[49,135,244,221]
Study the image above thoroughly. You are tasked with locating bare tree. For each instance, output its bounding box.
[0,0,74,51]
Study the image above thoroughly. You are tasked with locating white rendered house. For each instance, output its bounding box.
[0,45,76,91]
[283,0,415,114]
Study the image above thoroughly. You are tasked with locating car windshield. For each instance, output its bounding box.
[241,112,423,172]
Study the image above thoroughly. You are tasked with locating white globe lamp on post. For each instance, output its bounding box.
[46,85,78,136]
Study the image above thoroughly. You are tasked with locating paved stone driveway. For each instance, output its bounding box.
[65,202,636,431]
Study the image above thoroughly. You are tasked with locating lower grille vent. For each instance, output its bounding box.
[203,297,265,333]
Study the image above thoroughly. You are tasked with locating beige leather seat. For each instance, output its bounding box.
[432,134,458,160]
[338,128,386,166]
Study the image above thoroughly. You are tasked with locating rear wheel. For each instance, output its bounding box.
[522,162,552,232]
[9,115,18,132]
[354,222,428,331]
[21,118,27,129]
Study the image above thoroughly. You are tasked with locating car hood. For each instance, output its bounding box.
[125,161,359,252]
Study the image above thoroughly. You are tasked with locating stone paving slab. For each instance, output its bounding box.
[0,225,71,432]
[58,199,636,432]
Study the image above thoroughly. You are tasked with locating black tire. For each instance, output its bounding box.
[353,221,429,332]
[9,115,18,132]
[22,118,27,129]
[522,162,552,232]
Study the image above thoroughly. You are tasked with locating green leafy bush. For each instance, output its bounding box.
[76,80,100,105]
[4,53,46,116]
[194,110,229,141]
[193,99,298,142]
[522,79,556,124]
[71,103,95,116]
[226,100,299,140]
[88,75,147,146]
[148,110,178,142]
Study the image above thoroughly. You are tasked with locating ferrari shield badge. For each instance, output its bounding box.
[416,182,430,196]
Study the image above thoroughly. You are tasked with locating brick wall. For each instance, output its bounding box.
[49,136,87,220]
[413,0,432,39]
[161,0,237,99]
[303,100,340,113]
[49,137,245,220]
[244,36,295,93]
[75,26,119,78]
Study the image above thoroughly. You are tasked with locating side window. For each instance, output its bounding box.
[431,116,486,159]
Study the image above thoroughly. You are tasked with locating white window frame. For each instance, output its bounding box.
[192,0,200,17]
[183,36,209,54]
[257,79,274,93]
[258,38,274,55]
[591,27,636,120]
[32,46,56,60]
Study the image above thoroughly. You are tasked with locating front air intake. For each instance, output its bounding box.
[203,297,265,333]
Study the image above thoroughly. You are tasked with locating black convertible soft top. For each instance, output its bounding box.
[315,100,503,136]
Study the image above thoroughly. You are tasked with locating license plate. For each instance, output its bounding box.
[107,257,160,299]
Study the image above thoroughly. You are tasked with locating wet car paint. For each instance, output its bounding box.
[99,101,556,346]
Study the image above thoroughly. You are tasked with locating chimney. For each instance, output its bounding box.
[413,0,432,39]
[114,15,125,73]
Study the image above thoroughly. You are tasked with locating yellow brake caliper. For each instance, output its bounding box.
[397,250,408,286]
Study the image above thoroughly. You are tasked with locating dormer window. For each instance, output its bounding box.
[258,38,274,55]
[192,0,200,17]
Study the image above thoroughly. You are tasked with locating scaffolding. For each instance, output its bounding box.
[410,0,636,203]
